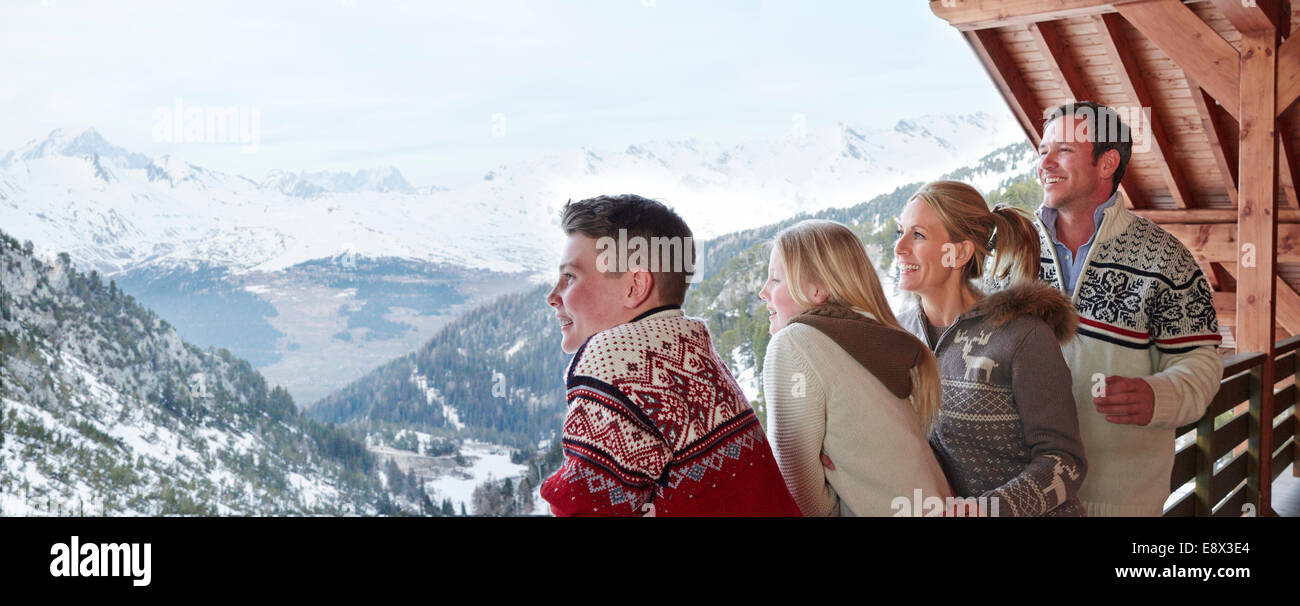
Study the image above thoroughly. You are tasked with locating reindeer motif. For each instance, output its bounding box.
[953,329,998,381]
[1041,454,1081,504]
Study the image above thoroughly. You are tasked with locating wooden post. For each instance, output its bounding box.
[1195,402,1216,515]
[1237,25,1281,515]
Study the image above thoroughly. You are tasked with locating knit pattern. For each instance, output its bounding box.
[901,293,1087,517]
[1036,215,1220,353]
[930,376,1083,517]
[541,309,799,516]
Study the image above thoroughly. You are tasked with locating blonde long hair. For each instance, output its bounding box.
[908,181,1041,296]
[773,219,940,429]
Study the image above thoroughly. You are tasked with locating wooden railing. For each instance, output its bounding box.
[1164,335,1300,516]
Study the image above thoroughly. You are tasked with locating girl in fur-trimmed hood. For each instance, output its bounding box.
[894,180,1087,517]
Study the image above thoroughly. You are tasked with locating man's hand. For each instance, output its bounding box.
[1094,376,1155,426]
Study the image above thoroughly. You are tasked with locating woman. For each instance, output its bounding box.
[760,219,950,516]
[894,180,1086,516]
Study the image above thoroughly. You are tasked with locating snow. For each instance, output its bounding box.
[729,345,759,402]
[0,113,1022,281]
[424,440,530,514]
[410,368,465,431]
[503,338,527,360]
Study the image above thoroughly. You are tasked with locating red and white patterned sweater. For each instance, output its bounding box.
[541,306,800,516]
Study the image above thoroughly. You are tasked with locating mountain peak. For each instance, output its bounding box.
[6,127,151,169]
[261,165,415,197]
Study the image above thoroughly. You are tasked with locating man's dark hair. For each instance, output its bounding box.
[1044,101,1132,194]
[560,194,695,306]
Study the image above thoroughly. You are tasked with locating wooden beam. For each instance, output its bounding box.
[1214,290,1236,326]
[1029,19,1149,208]
[1159,223,1300,263]
[966,28,1045,146]
[1279,35,1300,116]
[1027,21,1090,103]
[1212,261,1239,291]
[1281,125,1300,208]
[1220,264,1300,335]
[1212,0,1290,35]
[1097,13,1196,209]
[1115,0,1241,119]
[1132,208,1300,223]
[1237,27,1280,514]
[1188,77,1240,206]
[930,0,1210,31]
[1202,261,1220,288]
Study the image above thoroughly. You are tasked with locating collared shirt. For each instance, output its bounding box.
[1037,192,1119,296]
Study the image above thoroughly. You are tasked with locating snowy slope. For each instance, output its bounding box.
[0,113,1020,280]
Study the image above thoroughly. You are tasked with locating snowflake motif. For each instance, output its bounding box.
[1078,270,1142,325]
[1148,288,1185,335]
[1183,279,1219,333]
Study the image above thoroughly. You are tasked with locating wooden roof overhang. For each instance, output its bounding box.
[930,0,1297,514]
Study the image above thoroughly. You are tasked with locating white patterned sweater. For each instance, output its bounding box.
[1032,202,1222,516]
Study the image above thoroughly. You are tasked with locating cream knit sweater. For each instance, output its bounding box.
[763,317,951,516]
[1032,203,1223,516]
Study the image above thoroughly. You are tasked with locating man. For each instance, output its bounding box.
[540,194,800,516]
[1031,102,1222,516]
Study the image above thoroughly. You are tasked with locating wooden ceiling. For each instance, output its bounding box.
[931,0,1300,350]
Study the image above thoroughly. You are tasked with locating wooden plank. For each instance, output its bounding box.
[1115,0,1241,119]
[1164,489,1197,516]
[1280,116,1300,208]
[1187,79,1240,206]
[1160,224,1300,263]
[1096,13,1195,208]
[1272,436,1294,480]
[1238,28,1281,512]
[1211,370,1251,417]
[1276,277,1300,336]
[1216,263,1300,335]
[1279,35,1300,116]
[1212,483,1248,515]
[1132,209,1300,222]
[1027,21,1091,102]
[967,28,1045,146]
[1213,412,1250,460]
[1172,439,1198,491]
[1277,352,1297,378]
[1279,129,1300,208]
[1210,0,1289,34]
[1212,453,1248,503]
[931,0,1211,31]
[1276,333,1300,355]
[1215,292,1235,327]
[1223,350,1266,377]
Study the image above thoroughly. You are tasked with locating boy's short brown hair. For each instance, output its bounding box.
[559,194,696,306]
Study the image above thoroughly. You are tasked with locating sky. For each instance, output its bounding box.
[0,0,1009,188]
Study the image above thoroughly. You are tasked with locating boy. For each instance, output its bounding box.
[541,194,799,516]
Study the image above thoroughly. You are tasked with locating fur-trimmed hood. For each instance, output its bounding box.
[973,281,1077,344]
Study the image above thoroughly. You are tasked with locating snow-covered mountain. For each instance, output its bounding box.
[0,112,1024,405]
[0,112,1019,278]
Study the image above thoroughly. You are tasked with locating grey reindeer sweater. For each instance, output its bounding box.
[899,283,1087,516]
